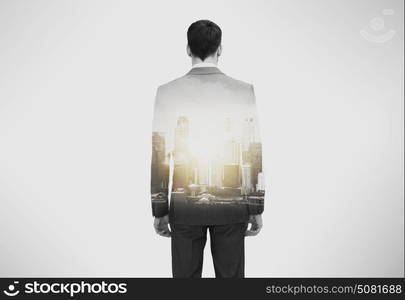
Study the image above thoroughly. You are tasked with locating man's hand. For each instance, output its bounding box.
[245,214,263,237]
[154,215,171,237]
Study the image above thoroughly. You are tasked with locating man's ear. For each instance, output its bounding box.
[217,44,222,57]
[186,44,192,57]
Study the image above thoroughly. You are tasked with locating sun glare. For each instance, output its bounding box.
[189,135,221,159]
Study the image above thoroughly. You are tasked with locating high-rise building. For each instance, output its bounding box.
[242,150,251,164]
[223,165,241,188]
[249,142,262,191]
[242,117,255,152]
[174,116,190,164]
[241,164,253,195]
[173,164,188,189]
[224,139,240,165]
[257,172,265,192]
[152,132,166,164]
[209,157,223,187]
[151,132,169,193]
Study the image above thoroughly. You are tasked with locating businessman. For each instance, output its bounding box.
[150,20,265,278]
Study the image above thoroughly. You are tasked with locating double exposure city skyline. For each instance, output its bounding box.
[151,113,265,205]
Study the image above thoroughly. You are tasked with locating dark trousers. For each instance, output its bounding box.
[170,222,248,278]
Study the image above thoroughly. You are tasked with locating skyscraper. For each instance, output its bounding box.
[249,142,262,191]
[241,164,253,195]
[257,172,265,192]
[223,165,240,188]
[224,139,240,165]
[209,157,223,187]
[242,117,255,152]
[151,132,169,193]
[174,116,190,164]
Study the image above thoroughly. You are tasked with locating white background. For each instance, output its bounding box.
[0,0,403,277]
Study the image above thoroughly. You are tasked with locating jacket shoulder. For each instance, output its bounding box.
[221,74,253,91]
[156,75,188,94]
[156,72,254,97]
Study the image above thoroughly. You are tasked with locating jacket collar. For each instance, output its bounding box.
[186,67,224,76]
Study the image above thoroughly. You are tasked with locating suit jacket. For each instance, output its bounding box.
[150,67,265,225]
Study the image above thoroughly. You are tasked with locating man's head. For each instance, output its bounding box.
[187,20,222,62]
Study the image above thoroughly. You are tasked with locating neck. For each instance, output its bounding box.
[191,55,218,66]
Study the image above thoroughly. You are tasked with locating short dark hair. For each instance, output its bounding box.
[187,20,222,61]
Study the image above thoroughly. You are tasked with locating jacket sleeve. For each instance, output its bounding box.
[150,87,170,217]
[247,85,265,215]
